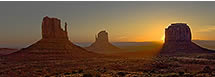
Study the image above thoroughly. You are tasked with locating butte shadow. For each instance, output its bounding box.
[160,23,214,55]
[3,16,98,61]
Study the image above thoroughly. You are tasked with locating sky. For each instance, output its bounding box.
[1,1,215,48]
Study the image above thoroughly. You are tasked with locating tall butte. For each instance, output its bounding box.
[160,23,214,55]
[5,16,95,60]
[86,30,121,53]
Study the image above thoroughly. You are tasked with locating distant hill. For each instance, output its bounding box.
[1,40,215,55]
[193,40,215,50]
[0,48,18,55]
[111,42,163,58]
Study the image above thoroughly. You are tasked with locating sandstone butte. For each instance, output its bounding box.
[86,30,121,53]
[4,16,97,61]
[160,23,214,55]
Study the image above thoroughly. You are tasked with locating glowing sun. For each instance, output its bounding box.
[161,35,165,41]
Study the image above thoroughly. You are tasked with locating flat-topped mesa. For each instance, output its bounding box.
[160,23,213,54]
[165,23,191,42]
[42,16,68,40]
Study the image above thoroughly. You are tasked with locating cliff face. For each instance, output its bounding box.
[42,16,68,40]
[165,23,191,42]
[6,16,96,61]
[86,30,121,53]
[160,23,213,54]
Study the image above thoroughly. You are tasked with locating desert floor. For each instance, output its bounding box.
[0,53,215,77]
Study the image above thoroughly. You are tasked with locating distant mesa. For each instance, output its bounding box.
[5,16,96,60]
[86,30,121,53]
[160,23,214,54]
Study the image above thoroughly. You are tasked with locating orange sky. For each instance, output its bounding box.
[1,2,215,47]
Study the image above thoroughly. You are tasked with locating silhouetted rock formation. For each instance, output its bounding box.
[165,23,191,42]
[160,23,214,54]
[86,30,121,53]
[5,16,96,60]
[96,30,109,43]
[42,16,68,40]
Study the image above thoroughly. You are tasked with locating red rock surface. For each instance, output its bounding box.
[86,30,121,53]
[160,23,213,54]
[42,16,68,40]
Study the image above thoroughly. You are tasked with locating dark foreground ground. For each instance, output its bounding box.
[0,53,215,77]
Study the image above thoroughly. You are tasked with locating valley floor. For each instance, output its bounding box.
[0,53,215,77]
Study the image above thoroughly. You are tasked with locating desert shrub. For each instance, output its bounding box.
[95,74,101,77]
[117,72,126,77]
[78,69,84,73]
[203,66,211,73]
[179,72,184,76]
[53,73,60,76]
[102,67,107,73]
[96,68,107,73]
[168,74,178,77]
[157,75,162,77]
[36,70,42,73]
[44,75,49,77]
[150,69,156,73]
[184,74,194,77]
[72,71,78,74]
[64,72,71,75]
[83,73,93,77]
[142,70,150,73]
